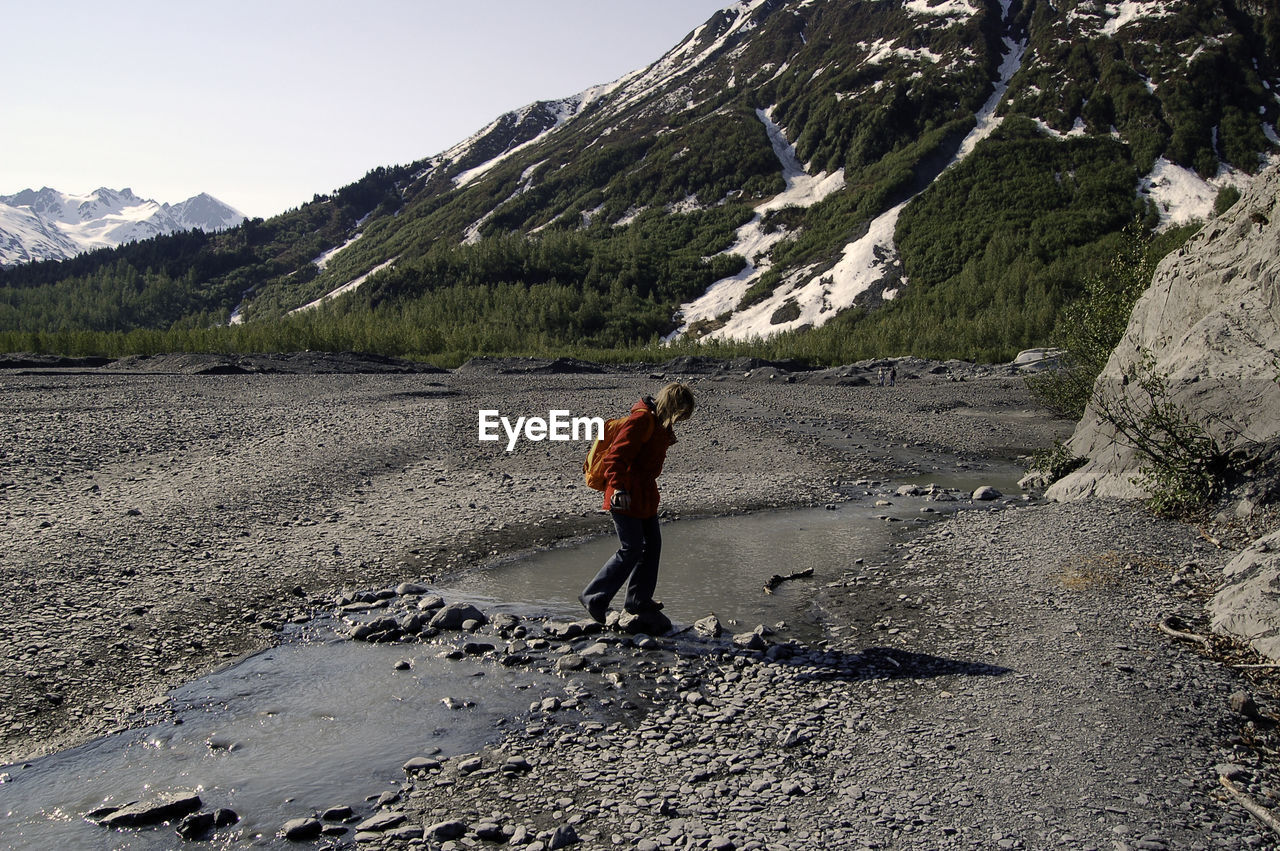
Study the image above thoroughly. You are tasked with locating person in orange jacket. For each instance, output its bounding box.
[579,382,695,623]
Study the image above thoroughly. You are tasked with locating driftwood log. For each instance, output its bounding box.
[1158,615,1213,650]
[1220,775,1280,838]
[763,567,814,594]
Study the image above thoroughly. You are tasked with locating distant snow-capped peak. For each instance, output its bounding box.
[0,187,245,266]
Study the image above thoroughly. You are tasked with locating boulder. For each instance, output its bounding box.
[1048,163,1280,504]
[426,819,468,841]
[280,817,323,841]
[693,615,722,638]
[1209,529,1280,662]
[616,609,672,635]
[175,811,216,839]
[417,594,446,610]
[549,824,581,849]
[733,628,769,651]
[403,756,442,774]
[428,602,488,631]
[96,792,202,828]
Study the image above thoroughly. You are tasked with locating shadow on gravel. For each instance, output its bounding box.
[708,643,1011,683]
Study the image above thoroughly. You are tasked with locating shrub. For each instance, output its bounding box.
[1093,350,1233,517]
[1028,439,1087,485]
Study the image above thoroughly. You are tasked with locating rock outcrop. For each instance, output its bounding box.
[1047,162,1280,660]
[1047,164,1280,505]
[1209,529,1280,662]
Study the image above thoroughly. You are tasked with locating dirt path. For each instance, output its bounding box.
[0,361,1051,766]
[3,357,1275,847]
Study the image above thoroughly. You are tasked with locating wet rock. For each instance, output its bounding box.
[693,615,722,638]
[213,808,239,827]
[395,582,431,596]
[732,628,769,651]
[458,756,484,773]
[176,811,215,839]
[280,817,323,841]
[556,653,587,672]
[97,791,202,828]
[349,616,398,641]
[429,602,488,631]
[545,621,585,639]
[441,696,476,709]
[972,486,1003,501]
[426,819,468,841]
[398,612,428,635]
[321,805,354,821]
[355,811,407,832]
[491,612,521,633]
[617,609,672,635]
[417,594,446,611]
[404,756,442,774]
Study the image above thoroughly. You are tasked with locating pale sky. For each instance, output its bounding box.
[2,1,732,219]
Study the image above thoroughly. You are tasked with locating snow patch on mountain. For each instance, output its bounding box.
[1138,157,1254,229]
[1099,0,1177,35]
[1035,117,1089,138]
[290,257,398,315]
[671,107,845,337]
[678,10,1029,342]
[903,0,979,18]
[314,233,364,270]
[755,108,847,212]
[0,187,243,266]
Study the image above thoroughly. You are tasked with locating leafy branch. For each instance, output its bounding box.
[1092,349,1233,516]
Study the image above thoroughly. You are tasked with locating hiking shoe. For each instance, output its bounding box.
[578,592,608,624]
[624,599,664,615]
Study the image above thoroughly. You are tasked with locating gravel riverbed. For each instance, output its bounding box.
[1,354,1277,849]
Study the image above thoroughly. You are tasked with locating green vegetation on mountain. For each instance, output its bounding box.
[1,0,1276,366]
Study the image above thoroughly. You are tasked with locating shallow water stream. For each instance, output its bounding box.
[0,486,997,849]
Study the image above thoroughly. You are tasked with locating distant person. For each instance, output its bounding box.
[877,367,885,386]
[888,365,897,386]
[579,382,696,623]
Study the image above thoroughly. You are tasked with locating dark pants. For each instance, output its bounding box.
[581,512,661,611]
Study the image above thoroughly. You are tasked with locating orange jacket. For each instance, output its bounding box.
[601,397,675,518]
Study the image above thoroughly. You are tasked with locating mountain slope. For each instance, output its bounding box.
[0,187,244,266]
[1,0,1275,362]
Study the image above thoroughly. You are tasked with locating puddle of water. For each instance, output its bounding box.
[1,635,564,850]
[447,496,962,641]
[898,459,1025,492]
[0,491,980,849]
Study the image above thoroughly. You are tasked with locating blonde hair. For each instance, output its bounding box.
[654,382,695,427]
